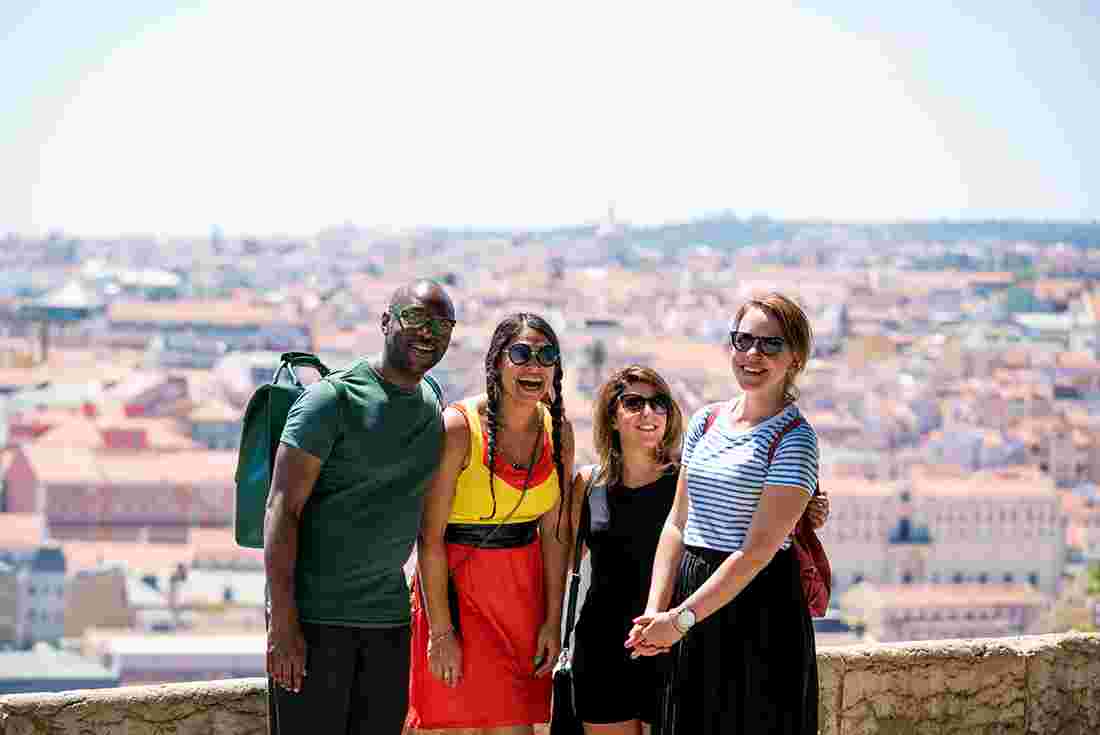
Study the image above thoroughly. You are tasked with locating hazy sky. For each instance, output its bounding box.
[2,0,1097,237]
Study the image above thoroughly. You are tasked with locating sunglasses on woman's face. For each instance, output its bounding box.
[507,342,560,367]
[619,393,671,415]
[730,331,786,356]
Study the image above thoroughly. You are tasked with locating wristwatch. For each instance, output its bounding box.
[672,606,696,635]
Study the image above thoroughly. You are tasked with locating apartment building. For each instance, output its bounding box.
[820,464,1065,597]
[842,583,1048,643]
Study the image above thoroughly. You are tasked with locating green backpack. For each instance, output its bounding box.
[234,351,332,548]
[232,351,445,549]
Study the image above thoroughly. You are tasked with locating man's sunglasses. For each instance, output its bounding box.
[730,331,786,356]
[390,305,456,337]
[619,392,671,415]
[507,342,560,367]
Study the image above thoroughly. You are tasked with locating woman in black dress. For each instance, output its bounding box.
[568,365,684,735]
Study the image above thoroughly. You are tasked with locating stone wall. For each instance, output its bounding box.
[1,633,1097,734]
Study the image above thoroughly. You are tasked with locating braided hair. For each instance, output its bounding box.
[482,313,569,540]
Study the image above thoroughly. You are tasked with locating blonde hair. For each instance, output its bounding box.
[732,293,813,403]
[592,365,684,486]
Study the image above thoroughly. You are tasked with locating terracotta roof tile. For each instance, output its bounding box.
[0,513,47,549]
[820,472,891,497]
[30,413,200,451]
[60,527,262,574]
[18,445,237,486]
[108,299,303,327]
[851,583,1048,608]
[908,464,1054,497]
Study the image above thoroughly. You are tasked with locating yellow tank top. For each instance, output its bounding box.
[448,397,560,524]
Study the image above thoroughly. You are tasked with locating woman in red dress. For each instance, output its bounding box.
[408,312,575,734]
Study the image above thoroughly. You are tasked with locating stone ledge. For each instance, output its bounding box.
[1,633,1097,734]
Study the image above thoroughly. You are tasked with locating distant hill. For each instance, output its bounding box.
[432,216,1100,250]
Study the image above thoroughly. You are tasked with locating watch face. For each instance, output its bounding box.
[677,608,696,629]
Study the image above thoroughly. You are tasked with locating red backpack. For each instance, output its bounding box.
[703,403,832,617]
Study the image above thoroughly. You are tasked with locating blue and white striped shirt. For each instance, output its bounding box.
[682,402,819,552]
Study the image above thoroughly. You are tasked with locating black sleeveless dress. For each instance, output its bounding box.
[571,470,677,724]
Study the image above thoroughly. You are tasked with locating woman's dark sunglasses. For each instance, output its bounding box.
[507,342,560,367]
[730,331,786,356]
[619,392,671,415]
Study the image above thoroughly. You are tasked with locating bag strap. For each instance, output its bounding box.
[423,373,444,410]
[702,400,729,435]
[561,467,597,651]
[764,415,814,538]
[273,351,331,386]
[766,416,805,465]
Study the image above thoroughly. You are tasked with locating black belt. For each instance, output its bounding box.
[445,520,539,548]
[685,544,733,566]
[686,544,791,567]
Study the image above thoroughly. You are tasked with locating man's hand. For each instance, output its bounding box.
[533,620,561,677]
[267,616,307,693]
[805,489,830,530]
[428,630,463,688]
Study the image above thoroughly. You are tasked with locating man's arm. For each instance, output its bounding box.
[264,442,322,693]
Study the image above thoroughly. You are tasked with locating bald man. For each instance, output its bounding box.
[264,280,456,734]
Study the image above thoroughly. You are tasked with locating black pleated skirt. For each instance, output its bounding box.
[654,545,818,735]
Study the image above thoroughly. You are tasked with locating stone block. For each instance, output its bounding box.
[0,678,268,735]
[3,635,1100,734]
[837,638,1027,734]
[1022,632,1100,735]
[818,646,848,735]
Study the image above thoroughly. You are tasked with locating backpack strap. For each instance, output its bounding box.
[702,401,730,434]
[423,373,444,410]
[766,416,805,465]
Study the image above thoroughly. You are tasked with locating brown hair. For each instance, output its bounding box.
[592,365,684,487]
[732,292,814,403]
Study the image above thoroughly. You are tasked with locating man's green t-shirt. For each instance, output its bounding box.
[279,357,443,627]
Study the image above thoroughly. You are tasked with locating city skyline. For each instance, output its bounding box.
[2,0,1098,237]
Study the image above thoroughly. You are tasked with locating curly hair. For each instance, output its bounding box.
[483,313,568,538]
[592,365,683,487]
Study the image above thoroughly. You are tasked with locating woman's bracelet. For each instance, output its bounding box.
[429,626,455,643]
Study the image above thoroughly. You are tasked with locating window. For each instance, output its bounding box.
[953,573,964,584]
[979,573,988,584]
[1029,572,1039,586]
[1004,573,1014,583]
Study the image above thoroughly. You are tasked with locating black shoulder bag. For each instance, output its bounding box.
[550,468,597,735]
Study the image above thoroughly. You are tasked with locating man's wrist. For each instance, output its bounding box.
[269,604,300,627]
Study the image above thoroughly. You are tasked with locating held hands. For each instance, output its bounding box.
[624,610,679,659]
[428,627,463,688]
[267,616,307,693]
[805,489,830,530]
[533,620,561,677]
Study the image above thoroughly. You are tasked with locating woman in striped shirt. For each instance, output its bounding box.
[626,293,821,735]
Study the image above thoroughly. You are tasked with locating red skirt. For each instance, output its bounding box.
[408,538,552,728]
